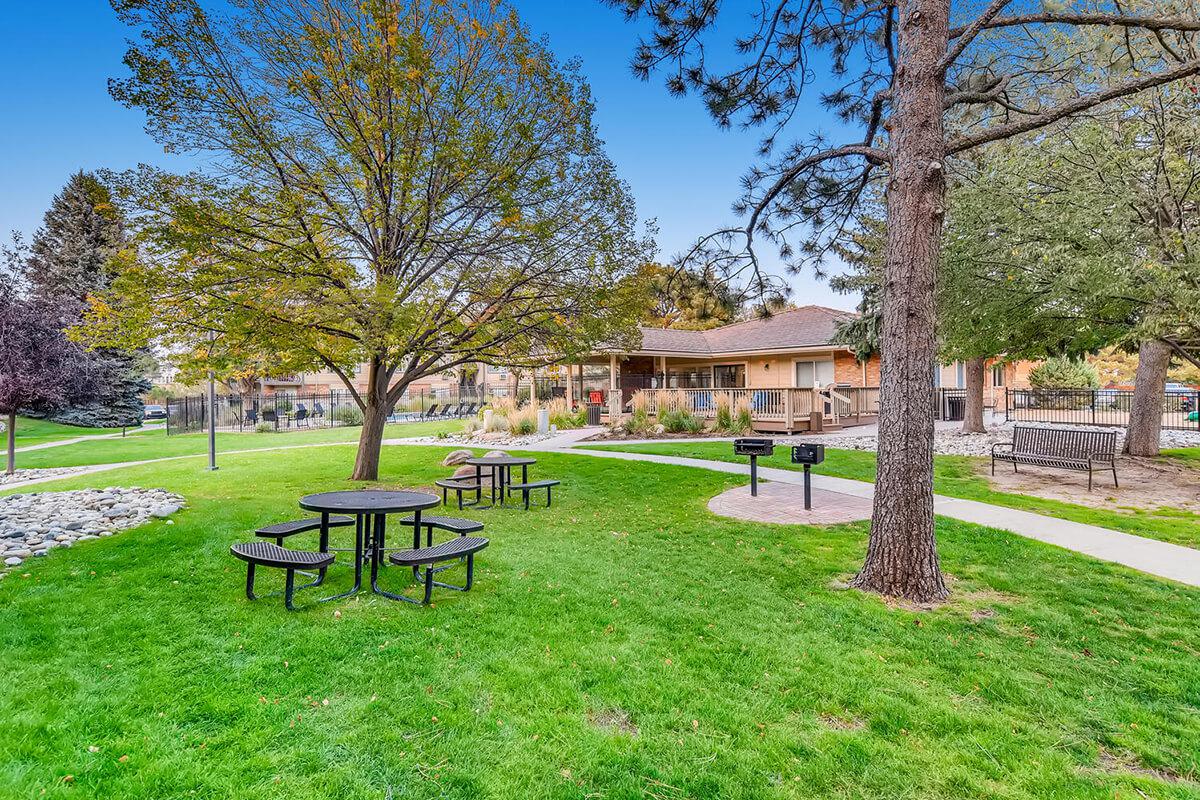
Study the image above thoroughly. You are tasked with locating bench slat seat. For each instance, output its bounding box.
[255,515,353,542]
[506,479,560,510]
[230,542,336,610]
[383,537,489,605]
[231,541,336,569]
[435,478,483,510]
[398,515,484,535]
[387,536,489,566]
[992,425,1117,491]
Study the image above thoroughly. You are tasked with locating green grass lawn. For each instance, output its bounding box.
[10,419,465,470]
[7,416,140,448]
[1,446,1198,798]
[581,442,1200,551]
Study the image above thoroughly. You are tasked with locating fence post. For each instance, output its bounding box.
[1092,389,1096,425]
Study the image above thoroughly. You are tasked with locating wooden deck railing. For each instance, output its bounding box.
[635,387,881,430]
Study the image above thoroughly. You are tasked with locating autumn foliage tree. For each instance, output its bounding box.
[89,0,650,480]
[0,259,103,475]
[609,0,1200,601]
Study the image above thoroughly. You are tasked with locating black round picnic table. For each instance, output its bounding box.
[299,490,440,600]
[464,456,537,508]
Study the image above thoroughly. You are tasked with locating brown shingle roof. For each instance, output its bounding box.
[632,306,855,356]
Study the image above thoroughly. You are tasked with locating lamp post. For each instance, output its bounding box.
[207,332,218,471]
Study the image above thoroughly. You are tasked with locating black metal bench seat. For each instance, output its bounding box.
[254,515,354,545]
[992,425,1118,491]
[230,541,336,610]
[434,478,481,509]
[385,536,489,605]
[507,479,560,510]
[398,514,484,545]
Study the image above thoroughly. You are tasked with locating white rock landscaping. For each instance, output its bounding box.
[0,466,95,487]
[0,487,185,575]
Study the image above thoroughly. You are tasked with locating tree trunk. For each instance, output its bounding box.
[851,0,950,603]
[962,357,986,433]
[1124,339,1171,457]
[5,411,15,476]
[350,359,389,481]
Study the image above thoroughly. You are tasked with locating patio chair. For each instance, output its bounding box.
[245,409,258,427]
[423,404,440,419]
[262,409,279,428]
[438,405,456,419]
[462,402,478,417]
[293,408,309,427]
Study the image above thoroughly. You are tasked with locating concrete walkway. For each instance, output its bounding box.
[13,424,164,453]
[554,438,1200,588]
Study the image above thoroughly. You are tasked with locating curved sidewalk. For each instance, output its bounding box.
[555,440,1200,588]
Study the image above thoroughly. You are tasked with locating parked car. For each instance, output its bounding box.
[144,404,167,421]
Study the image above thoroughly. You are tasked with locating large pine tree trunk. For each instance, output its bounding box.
[851,0,950,603]
[5,411,15,476]
[962,357,986,433]
[1124,339,1171,457]
[350,359,389,482]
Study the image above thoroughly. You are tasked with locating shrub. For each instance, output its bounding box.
[510,404,538,435]
[714,392,734,431]
[547,397,586,429]
[333,405,364,426]
[255,422,276,434]
[660,407,703,433]
[623,390,653,434]
[1028,356,1100,389]
[733,396,753,434]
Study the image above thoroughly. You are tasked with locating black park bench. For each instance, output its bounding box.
[991,425,1118,491]
[230,541,335,610]
[507,479,560,510]
[385,537,489,605]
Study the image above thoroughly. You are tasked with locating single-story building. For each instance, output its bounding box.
[555,306,1032,432]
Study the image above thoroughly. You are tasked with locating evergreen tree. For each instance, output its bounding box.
[23,172,149,428]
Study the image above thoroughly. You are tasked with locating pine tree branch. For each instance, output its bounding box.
[947,58,1200,153]
[948,12,1200,39]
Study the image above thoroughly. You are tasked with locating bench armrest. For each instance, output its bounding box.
[991,442,1013,456]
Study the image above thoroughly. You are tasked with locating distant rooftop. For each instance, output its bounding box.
[632,306,856,356]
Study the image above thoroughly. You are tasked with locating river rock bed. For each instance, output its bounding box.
[0,466,95,487]
[0,487,185,574]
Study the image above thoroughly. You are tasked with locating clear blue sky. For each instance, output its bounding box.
[0,1,856,310]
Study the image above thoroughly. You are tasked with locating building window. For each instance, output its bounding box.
[795,359,835,388]
[713,364,746,388]
[955,361,965,388]
[992,363,1005,387]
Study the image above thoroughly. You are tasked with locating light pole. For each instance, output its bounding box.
[207,332,218,471]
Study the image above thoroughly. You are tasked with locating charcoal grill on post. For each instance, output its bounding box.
[733,438,775,496]
[790,444,826,509]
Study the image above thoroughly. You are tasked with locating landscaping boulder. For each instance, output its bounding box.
[441,449,474,467]
[483,450,510,459]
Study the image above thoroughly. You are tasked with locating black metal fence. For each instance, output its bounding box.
[166,388,489,436]
[1005,387,1200,431]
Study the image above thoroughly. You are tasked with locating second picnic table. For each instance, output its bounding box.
[464,455,537,509]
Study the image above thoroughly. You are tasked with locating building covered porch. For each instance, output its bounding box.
[553,352,880,433]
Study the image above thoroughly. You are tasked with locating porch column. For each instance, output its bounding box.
[609,354,620,418]
[657,356,667,387]
[565,363,574,408]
